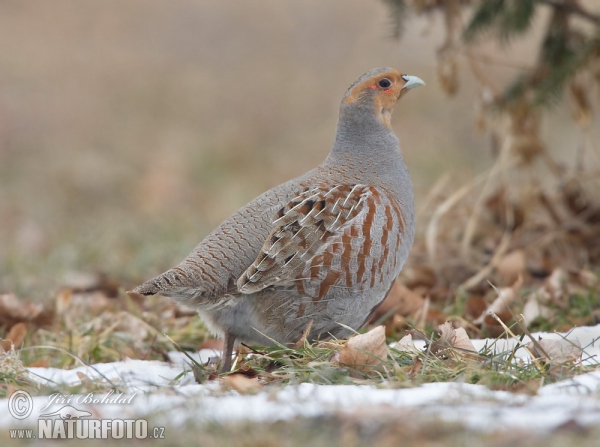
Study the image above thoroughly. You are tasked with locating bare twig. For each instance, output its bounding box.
[425,170,490,265]
[460,133,515,262]
[458,228,512,292]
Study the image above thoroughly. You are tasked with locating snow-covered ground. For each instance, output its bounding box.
[2,326,599,433]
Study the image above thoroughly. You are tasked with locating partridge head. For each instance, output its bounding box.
[131,68,424,372]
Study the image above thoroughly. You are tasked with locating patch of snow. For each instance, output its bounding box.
[28,359,196,391]
[167,349,221,367]
[539,370,600,396]
[410,325,600,366]
[1,325,598,433]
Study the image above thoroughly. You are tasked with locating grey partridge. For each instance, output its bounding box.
[132,68,424,372]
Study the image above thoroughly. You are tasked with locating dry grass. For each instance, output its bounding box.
[1,283,597,401]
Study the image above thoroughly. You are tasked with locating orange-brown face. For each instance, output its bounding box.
[342,69,423,128]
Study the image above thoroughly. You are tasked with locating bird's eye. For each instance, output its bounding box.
[378,78,392,88]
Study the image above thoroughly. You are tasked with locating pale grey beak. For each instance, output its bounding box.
[401,75,425,90]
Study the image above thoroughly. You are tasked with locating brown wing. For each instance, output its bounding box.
[237,184,404,296]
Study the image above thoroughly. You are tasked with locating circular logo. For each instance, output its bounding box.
[8,390,33,420]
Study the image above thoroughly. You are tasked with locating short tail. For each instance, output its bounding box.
[128,263,206,299]
[129,280,161,296]
[129,270,179,296]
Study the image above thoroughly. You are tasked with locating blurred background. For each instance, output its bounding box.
[0,0,596,300]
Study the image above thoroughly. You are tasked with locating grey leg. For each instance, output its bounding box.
[220,332,236,373]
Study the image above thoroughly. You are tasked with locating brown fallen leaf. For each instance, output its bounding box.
[1,322,28,351]
[473,277,522,326]
[370,282,425,324]
[517,269,574,329]
[422,308,448,327]
[232,364,259,379]
[408,358,423,378]
[465,295,487,320]
[0,294,52,327]
[391,333,419,355]
[522,293,554,327]
[381,308,446,337]
[572,269,598,288]
[400,265,437,289]
[430,321,477,359]
[495,250,527,284]
[545,268,566,303]
[221,374,262,394]
[385,314,408,336]
[64,272,121,298]
[339,326,388,374]
[526,338,582,364]
[114,312,150,341]
[472,277,523,337]
[56,289,116,318]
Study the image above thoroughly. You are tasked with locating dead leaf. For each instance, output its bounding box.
[370,283,425,325]
[522,293,554,327]
[384,314,407,336]
[495,250,527,284]
[391,333,419,355]
[400,265,437,289]
[430,321,477,358]
[64,272,121,298]
[545,268,566,302]
[572,269,598,288]
[370,283,430,335]
[221,374,262,394]
[473,281,521,325]
[234,364,259,379]
[426,310,449,327]
[0,294,52,327]
[114,312,150,341]
[465,295,487,320]
[409,358,423,378]
[1,322,27,351]
[526,338,582,364]
[56,289,115,318]
[339,326,388,374]
[473,277,523,336]
[381,307,446,336]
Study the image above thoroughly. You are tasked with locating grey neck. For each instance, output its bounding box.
[333,106,396,147]
[322,105,406,188]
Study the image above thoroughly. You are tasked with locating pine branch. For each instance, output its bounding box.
[463,0,537,43]
[463,0,506,42]
[382,0,409,39]
[535,0,600,25]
